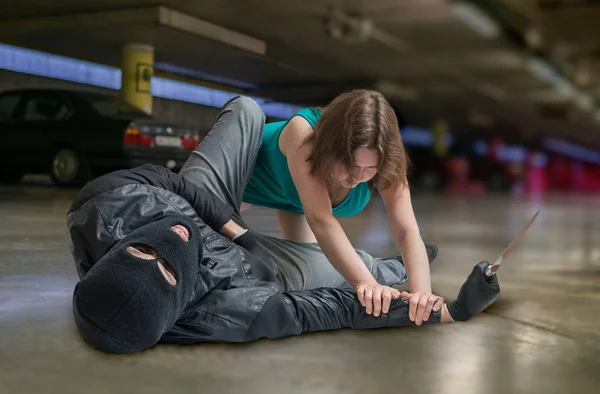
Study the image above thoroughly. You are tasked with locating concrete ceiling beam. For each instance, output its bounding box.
[0,6,267,56]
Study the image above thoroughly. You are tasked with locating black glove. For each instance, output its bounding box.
[233,230,258,252]
[446,261,501,321]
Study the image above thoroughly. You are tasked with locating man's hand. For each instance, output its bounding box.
[399,291,444,326]
[355,283,402,317]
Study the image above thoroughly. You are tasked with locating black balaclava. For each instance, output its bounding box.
[72,215,202,354]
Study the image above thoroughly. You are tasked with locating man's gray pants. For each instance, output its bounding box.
[179,96,408,291]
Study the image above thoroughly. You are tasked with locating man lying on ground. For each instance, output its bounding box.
[66,97,499,354]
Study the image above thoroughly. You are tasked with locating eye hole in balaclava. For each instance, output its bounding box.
[72,215,202,354]
[125,244,177,286]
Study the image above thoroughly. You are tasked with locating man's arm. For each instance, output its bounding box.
[246,260,499,341]
[67,164,241,278]
[69,164,236,233]
[163,261,498,347]
[164,284,443,346]
[67,201,111,278]
[244,286,444,342]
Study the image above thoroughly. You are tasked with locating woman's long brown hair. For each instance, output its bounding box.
[301,89,409,191]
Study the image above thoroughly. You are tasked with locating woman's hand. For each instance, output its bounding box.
[398,291,444,325]
[355,283,402,317]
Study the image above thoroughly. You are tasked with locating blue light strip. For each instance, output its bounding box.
[400,126,454,147]
[0,42,302,119]
[0,43,121,89]
[0,42,454,142]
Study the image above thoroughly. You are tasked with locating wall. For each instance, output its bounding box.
[0,69,224,136]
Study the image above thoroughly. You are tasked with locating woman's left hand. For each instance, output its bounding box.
[399,291,444,326]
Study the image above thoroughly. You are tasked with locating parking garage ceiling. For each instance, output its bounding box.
[2,0,600,147]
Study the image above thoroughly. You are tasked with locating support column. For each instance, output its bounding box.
[121,43,154,114]
[433,120,449,157]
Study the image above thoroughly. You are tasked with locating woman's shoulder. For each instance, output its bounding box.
[279,108,320,156]
[293,107,322,128]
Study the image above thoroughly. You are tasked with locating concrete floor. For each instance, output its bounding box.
[1,178,599,394]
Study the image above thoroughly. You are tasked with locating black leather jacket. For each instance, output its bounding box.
[66,164,438,348]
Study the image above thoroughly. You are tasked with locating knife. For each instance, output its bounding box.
[485,210,540,277]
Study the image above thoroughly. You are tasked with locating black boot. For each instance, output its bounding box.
[392,243,439,266]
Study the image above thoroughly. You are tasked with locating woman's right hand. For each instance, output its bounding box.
[355,283,402,317]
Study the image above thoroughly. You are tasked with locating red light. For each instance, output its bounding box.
[124,127,153,147]
[138,133,153,146]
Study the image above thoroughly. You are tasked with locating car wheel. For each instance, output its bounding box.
[0,170,24,183]
[50,147,89,187]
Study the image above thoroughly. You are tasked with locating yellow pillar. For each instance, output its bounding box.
[121,43,154,114]
[433,121,449,157]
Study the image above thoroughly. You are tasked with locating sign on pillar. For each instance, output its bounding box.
[121,43,154,115]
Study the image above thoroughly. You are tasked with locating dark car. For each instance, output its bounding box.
[0,88,200,187]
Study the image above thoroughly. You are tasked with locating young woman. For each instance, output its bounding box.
[243,89,442,325]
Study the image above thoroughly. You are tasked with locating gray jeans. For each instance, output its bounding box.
[179,96,407,291]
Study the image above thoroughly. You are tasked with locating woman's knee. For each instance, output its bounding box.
[226,96,265,125]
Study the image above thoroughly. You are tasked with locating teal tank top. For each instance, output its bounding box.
[242,107,372,217]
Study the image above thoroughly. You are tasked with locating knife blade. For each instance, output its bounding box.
[485,210,540,277]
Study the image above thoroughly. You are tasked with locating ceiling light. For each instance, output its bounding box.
[526,57,557,83]
[452,1,501,38]
[555,78,575,98]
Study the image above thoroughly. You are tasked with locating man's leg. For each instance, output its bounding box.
[254,232,440,291]
[393,243,439,269]
[179,96,264,219]
[254,234,414,291]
